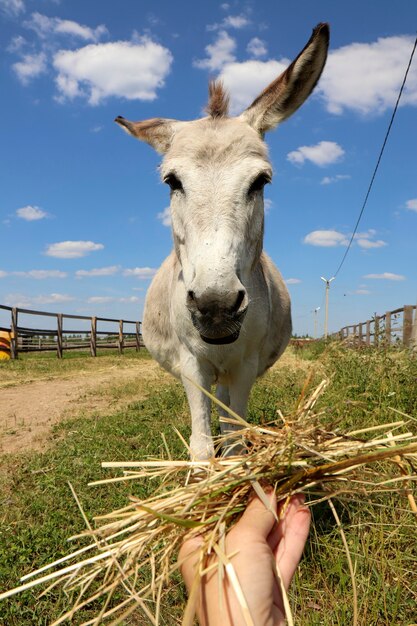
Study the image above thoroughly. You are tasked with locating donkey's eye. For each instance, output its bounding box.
[164,173,184,192]
[248,173,271,195]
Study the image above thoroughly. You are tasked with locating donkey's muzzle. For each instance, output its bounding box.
[187,289,248,345]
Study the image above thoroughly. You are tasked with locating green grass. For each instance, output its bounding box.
[1,345,416,625]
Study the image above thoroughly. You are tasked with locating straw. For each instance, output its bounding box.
[1,378,416,625]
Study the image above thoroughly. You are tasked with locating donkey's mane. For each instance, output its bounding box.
[206,80,230,118]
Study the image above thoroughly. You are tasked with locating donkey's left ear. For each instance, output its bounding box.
[115,116,179,154]
[240,23,329,134]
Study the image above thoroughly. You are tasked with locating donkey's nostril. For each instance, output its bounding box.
[187,290,195,301]
[233,290,246,313]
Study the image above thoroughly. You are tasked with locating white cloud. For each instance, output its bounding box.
[76,265,120,277]
[201,33,417,119]
[285,278,302,285]
[321,174,351,185]
[304,228,387,249]
[247,37,267,58]
[5,293,32,308]
[0,0,25,17]
[7,35,27,53]
[354,229,387,249]
[0,270,8,278]
[287,141,345,167]
[25,12,107,42]
[12,52,47,84]
[16,205,47,220]
[157,207,171,227]
[222,15,250,29]
[194,30,236,72]
[13,270,67,279]
[87,296,114,304]
[119,296,140,303]
[53,37,173,105]
[318,35,417,115]
[87,295,140,304]
[264,198,273,215]
[5,292,74,307]
[304,230,349,247]
[219,59,288,114]
[364,272,405,281]
[36,293,74,304]
[123,267,157,279]
[405,198,417,212]
[207,14,250,32]
[355,289,370,295]
[45,241,104,258]
[356,238,387,249]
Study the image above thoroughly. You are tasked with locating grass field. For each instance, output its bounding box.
[0,344,416,625]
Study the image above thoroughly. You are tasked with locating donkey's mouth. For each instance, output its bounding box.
[191,308,247,345]
[200,329,241,345]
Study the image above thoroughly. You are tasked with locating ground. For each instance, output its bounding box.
[0,345,416,625]
[0,350,310,455]
[0,353,172,454]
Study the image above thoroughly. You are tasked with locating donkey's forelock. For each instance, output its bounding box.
[206,80,230,118]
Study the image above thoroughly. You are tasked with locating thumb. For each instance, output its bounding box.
[178,534,203,591]
[234,490,278,539]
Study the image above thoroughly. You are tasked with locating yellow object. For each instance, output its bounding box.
[0,331,11,360]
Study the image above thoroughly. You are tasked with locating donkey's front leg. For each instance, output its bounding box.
[220,359,258,456]
[180,352,214,460]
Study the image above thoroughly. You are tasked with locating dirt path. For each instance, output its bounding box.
[0,361,171,454]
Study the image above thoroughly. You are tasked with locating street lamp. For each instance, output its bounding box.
[313,307,320,339]
[321,277,335,339]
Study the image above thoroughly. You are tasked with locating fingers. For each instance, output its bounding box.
[233,490,278,539]
[178,534,204,591]
[274,495,311,590]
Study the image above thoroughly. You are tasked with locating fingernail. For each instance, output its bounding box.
[291,493,306,508]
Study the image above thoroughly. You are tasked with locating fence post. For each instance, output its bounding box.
[135,321,141,352]
[358,323,363,346]
[411,304,417,351]
[90,316,97,357]
[118,320,124,354]
[57,314,63,358]
[10,307,18,359]
[385,311,391,347]
[403,305,413,347]
[374,316,380,348]
[365,320,370,346]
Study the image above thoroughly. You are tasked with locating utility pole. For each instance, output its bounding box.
[313,307,320,339]
[411,297,417,352]
[321,277,335,339]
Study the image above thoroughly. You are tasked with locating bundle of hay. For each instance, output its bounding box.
[1,379,417,625]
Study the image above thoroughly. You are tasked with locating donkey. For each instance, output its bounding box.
[116,23,329,460]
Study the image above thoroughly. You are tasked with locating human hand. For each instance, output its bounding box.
[179,491,311,626]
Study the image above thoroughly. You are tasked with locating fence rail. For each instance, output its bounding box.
[0,304,143,359]
[331,304,416,348]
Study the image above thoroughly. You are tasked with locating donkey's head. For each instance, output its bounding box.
[116,24,329,345]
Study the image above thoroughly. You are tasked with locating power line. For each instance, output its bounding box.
[332,32,417,279]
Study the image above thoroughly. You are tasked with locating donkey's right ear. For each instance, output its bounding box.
[115,116,178,154]
[240,23,329,135]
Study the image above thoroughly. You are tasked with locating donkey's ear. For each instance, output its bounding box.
[115,116,178,154]
[240,23,329,134]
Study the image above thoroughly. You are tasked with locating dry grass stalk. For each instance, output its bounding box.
[1,378,417,625]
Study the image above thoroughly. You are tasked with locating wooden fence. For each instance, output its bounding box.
[331,304,416,348]
[0,304,143,359]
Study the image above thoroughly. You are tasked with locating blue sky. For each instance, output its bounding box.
[1,0,416,336]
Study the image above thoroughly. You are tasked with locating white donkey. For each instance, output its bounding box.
[116,24,329,459]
